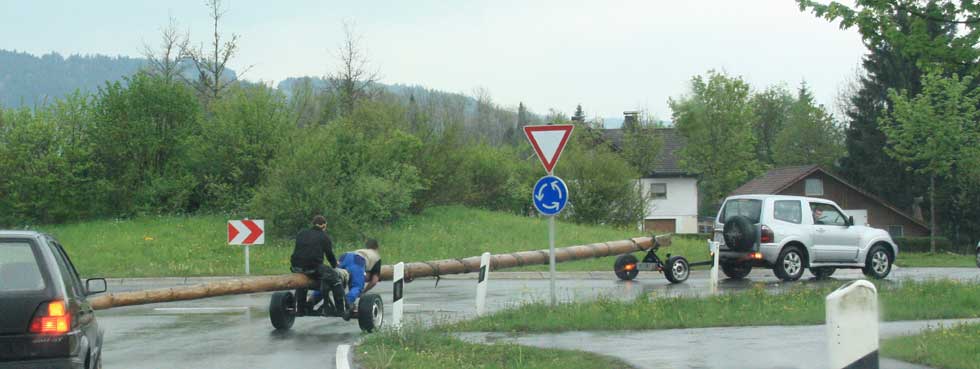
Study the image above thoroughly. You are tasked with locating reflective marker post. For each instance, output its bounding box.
[709,240,720,294]
[393,262,404,328]
[476,252,490,316]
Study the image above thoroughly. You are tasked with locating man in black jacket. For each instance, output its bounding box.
[290,215,346,316]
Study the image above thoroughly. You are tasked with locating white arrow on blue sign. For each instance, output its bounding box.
[533,176,569,216]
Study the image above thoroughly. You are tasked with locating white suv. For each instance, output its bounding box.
[713,195,898,281]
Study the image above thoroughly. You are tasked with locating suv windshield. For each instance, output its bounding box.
[0,241,46,292]
[719,199,763,223]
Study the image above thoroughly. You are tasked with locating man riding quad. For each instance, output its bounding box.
[289,215,348,317]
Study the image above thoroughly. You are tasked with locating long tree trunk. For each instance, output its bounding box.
[89,234,672,310]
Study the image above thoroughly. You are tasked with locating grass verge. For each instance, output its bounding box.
[35,205,705,277]
[448,279,980,333]
[882,322,980,369]
[356,326,634,369]
[897,252,977,268]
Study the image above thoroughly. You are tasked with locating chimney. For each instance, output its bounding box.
[623,111,639,129]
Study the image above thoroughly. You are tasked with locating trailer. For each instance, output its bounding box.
[612,240,713,283]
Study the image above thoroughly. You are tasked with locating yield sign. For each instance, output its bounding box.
[228,219,265,245]
[523,124,574,173]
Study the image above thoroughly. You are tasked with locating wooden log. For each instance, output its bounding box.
[89,234,670,310]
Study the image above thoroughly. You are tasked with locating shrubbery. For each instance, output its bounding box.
[0,71,653,237]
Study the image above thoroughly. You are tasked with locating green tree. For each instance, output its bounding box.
[751,85,794,165]
[91,72,202,214]
[669,70,761,212]
[557,142,647,227]
[620,120,664,177]
[772,83,845,168]
[883,72,980,251]
[187,84,295,211]
[250,99,422,239]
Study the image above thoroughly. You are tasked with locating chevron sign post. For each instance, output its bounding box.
[228,219,265,275]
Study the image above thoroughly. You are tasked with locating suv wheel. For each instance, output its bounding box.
[810,267,835,279]
[774,246,805,281]
[721,262,752,280]
[863,245,892,279]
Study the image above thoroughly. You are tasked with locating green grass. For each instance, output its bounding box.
[448,279,980,333]
[356,326,634,369]
[897,252,977,268]
[35,206,701,277]
[882,322,980,369]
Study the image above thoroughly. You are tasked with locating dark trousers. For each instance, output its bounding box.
[292,264,346,314]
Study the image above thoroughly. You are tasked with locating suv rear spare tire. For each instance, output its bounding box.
[721,262,751,280]
[723,216,756,252]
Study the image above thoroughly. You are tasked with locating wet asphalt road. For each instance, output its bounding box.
[95,267,979,369]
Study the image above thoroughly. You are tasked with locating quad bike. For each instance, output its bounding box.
[269,267,384,333]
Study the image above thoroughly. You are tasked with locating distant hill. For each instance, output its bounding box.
[0,50,145,108]
[0,49,236,108]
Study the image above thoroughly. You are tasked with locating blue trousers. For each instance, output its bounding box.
[339,253,365,305]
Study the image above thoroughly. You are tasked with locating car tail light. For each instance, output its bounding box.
[751,252,764,260]
[760,225,774,243]
[29,300,71,334]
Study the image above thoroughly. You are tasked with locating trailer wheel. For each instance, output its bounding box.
[614,254,639,281]
[358,294,384,333]
[269,291,296,331]
[664,256,689,283]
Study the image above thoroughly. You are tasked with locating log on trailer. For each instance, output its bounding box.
[89,234,670,310]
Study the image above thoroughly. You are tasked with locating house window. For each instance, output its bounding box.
[650,183,667,199]
[888,225,904,237]
[805,178,824,196]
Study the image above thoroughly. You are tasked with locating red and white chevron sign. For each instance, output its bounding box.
[228,219,265,245]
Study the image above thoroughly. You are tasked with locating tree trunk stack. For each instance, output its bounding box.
[89,234,669,310]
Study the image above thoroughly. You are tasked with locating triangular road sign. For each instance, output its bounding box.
[524,124,574,173]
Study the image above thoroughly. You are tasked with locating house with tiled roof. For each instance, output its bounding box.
[604,120,699,234]
[731,165,929,237]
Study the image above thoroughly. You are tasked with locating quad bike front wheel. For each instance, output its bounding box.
[358,294,384,333]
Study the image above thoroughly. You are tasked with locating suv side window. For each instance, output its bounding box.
[774,200,802,224]
[809,203,847,226]
[46,240,84,298]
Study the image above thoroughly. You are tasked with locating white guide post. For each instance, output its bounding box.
[709,240,720,294]
[826,280,879,369]
[393,262,405,328]
[476,252,491,316]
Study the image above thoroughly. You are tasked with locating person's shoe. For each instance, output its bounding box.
[342,302,353,321]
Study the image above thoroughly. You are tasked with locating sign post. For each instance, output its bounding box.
[228,219,265,275]
[524,124,574,306]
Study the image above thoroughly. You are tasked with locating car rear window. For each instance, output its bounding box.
[720,199,762,223]
[0,242,46,292]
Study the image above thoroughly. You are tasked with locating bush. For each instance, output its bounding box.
[186,84,295,212]
[250,102,423,239]
[0,96,112,226]
[555,141,647,227]
[90,72,201,215]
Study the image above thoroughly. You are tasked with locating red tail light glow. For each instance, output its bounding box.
[30,300,71,334]
[760,225,774,243]
[624,263,636,271]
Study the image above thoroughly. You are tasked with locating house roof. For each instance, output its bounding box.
[731,165,930,229]
[603,128,693,178]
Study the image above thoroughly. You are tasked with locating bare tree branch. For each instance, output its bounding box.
[183,0,252,102]
[142,17,190,82]
[328,21,380,116]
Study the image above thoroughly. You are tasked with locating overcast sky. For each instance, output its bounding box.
[1,0,865,121]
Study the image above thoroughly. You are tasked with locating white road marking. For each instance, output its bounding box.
[335,344,352,369]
